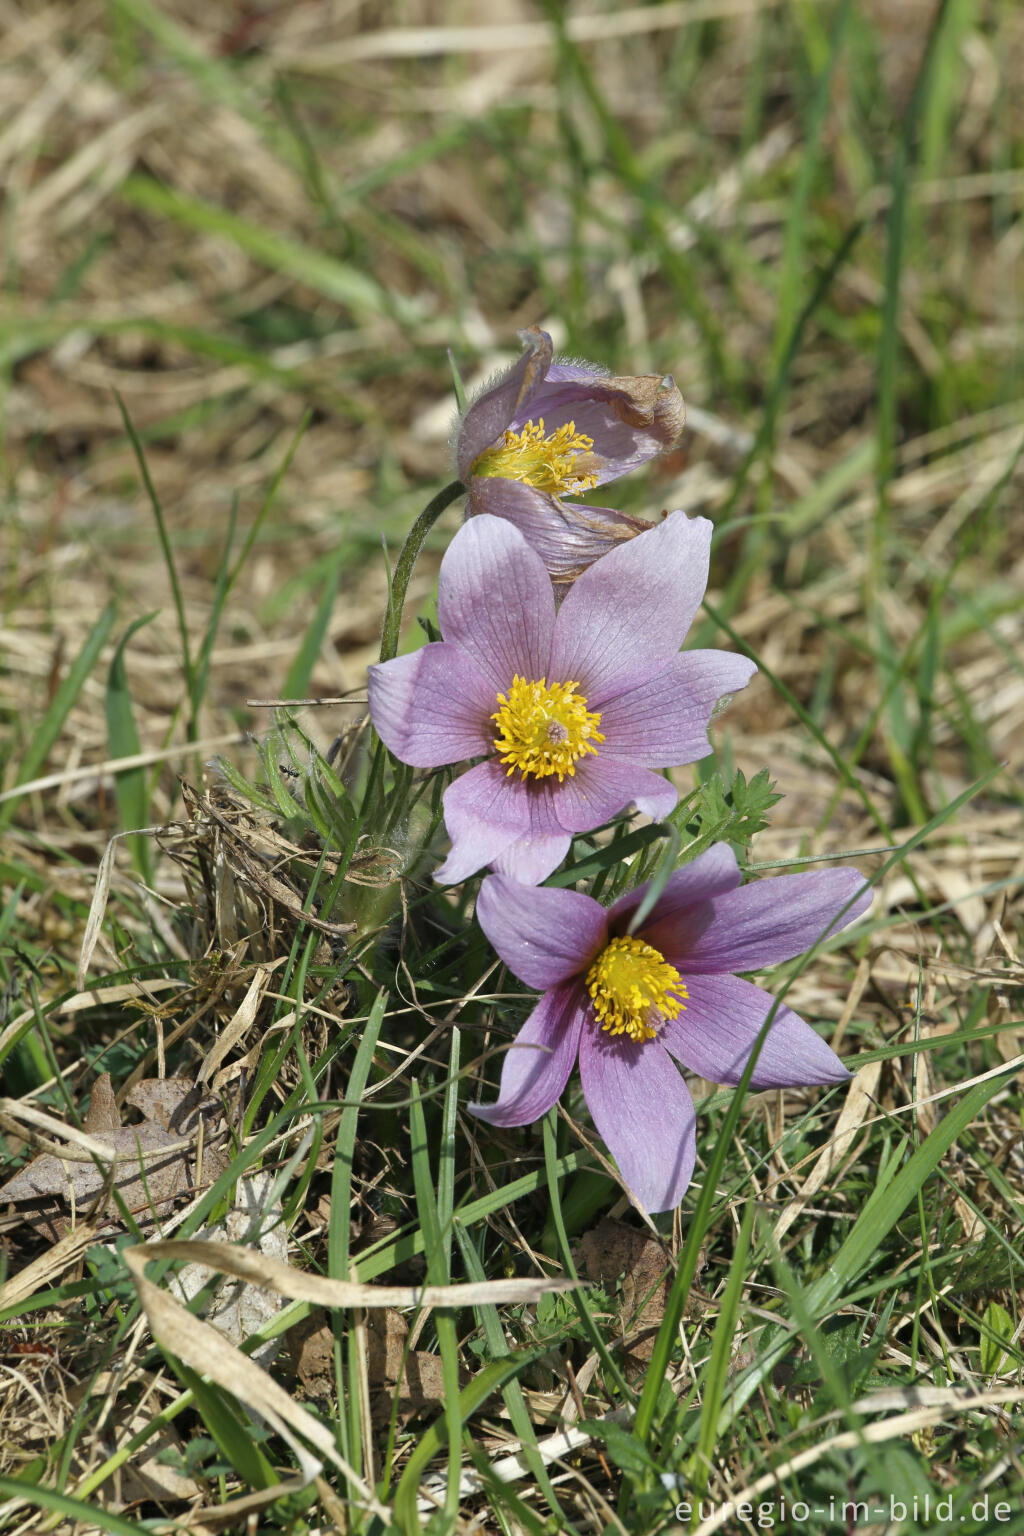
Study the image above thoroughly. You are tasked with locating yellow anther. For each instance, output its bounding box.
[586,936,687,1044]
[492,676,603,781]
[472,418,599,495]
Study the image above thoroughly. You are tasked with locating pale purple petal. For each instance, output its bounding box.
[476,877,605,988]
[456,328,552,480]
[579,1031,697,1212]
[545,758,677,834]
[486,769,573,884]
[367,643,495,768]
[468,982,586,1127]
[541,361,611,385]
[608,844,743,935]
[666,868,873,974]
[508,373,685,487]
[550,513,712,704]
[597,650,758,766]
[435,761,532,885]
[466,478,650,582]
[662,973,850,1088]
[490,827,572,887]
[437,515,555,693]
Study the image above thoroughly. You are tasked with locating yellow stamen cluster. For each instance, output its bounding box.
[586,936,687,1044]
[472,418,599,496]
[491,676,603,781]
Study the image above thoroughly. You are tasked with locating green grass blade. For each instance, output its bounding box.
[175,1364,277,1490]
[189,497,238,728]
[284,540,348,699]
[329,991,386,1280]
[453,1221,572,1526]
[120,175,407,321]
[391,1350,550,1534]
[541,1112,634,1403]
[354,1150,592,1283]
[105,612,158,882]
[437,1025,461,1274]
[0,602,115,833]
[721,1061,1021,1428]
[773,0,854,370]
[688,1197,754,1498]
[409,1079,462,1517]
[115,392,195,732]
[0,1475,150,1535]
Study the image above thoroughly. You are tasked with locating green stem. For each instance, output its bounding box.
[378,479,464,663]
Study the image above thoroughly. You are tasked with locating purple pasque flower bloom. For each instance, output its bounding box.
[367,511,755,887]
[471,846,873,1213]
[457,327,684,585]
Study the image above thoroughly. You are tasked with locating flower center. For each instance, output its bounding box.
[472,417,599,496]
[492,676,603,781]
[585,936,687,1044]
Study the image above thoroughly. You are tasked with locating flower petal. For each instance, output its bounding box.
[662,973,850,1088]
[367,643,495,767]
[435,761,532,885]
[510,372,685,486]
[476,875,607,989]
[669,868,873,974]
[490,827,572,886]
[550,512,712,704]
[545,757,677,834]
[608,844,743,931]
[468,982,586,1127]
[455,327,552,480]
[437,515,555,693]
[579,1031,697,1212]
[466,477,650,583]
[598,650,758,766]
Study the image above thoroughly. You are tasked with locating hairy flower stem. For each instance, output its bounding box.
[379,478,465,663]
[362,478,465,846]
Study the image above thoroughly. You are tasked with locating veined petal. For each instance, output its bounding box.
[662,973,850,1088]
[579,1031,697,1212]
[598,650,757,766]
[490,828,572,886]
[535,361,611,385]
[671,868,873,973]
[608,844,742,931]
[550,512,712,704]
[545,757,677,834]
[456,327,552,481]
[468,982,586,1127]
[437,515,555,693]
[367,643,495,767]
[435,760,532,885]
[476,875,606,989]
[466,478,650,583]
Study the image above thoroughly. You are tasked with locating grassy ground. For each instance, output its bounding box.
[1,0,1023,1532]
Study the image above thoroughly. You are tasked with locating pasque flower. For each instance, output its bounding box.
[367,512,755,886]
[457,327,684,584]
[470,847,872,1213]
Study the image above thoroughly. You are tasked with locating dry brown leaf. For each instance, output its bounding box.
[576,1216,672,1373]
[0,1073,231,1234]
[289,1307,464,1422]
[366,1308,471,1425]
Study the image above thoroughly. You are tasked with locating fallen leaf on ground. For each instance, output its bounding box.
[0,1073,232,1237]
[576,1216,672,1375]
